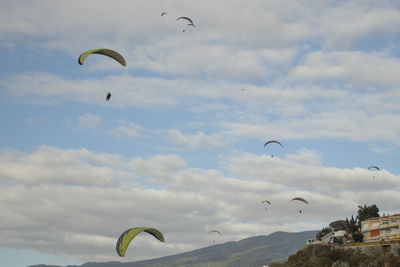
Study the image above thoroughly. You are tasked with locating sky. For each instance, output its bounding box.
[1,0,400,266]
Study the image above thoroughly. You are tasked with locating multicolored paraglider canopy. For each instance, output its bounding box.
[208,230,221,235]
[291,197,308,204]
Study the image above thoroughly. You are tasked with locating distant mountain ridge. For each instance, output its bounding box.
[29,230,318,267]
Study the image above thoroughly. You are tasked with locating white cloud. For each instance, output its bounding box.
[290,51,400,90]
[0,146,399,262]
[0,146,123,186]
[168,129,229,149]
[285,149,322,166]
[222,109,400,144]
[78,113,102,129]
[368,144,394,154]
[318,3,400,49]
[25,116,46,123]
[111,120,146,138]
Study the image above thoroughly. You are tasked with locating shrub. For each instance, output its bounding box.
[351,232,363,242]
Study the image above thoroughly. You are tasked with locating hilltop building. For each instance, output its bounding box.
[361,214,400,241]
[307,230,346,245]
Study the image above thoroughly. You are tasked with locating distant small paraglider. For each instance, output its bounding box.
[161,12,167,16]
[291,197,308,214]
[177,16,196,32]
[261,200,271,211]
[208,230,221,243]
[78,49,125,102]
[264,140,283,157]
[105,90,111,102]
[368,165,380,179]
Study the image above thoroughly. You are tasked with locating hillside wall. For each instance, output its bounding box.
[343,243,400,257]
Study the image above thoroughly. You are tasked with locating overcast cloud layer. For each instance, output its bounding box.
[1,0,400,265]
[1,146,399,262]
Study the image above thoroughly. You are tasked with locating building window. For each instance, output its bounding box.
[381,229,390,235]
[382,220,389,225]
[362,222,369,229]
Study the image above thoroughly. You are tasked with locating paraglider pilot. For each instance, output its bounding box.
[106,91,111,101]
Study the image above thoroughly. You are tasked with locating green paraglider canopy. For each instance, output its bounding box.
[116,227,164,257]
[78,48,126,67]
[368,166,380,171]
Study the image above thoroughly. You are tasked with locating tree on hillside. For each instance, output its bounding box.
[345,215,358,233]
[329,220,347,231]
[316,226,332,240]
[356,204,379,229]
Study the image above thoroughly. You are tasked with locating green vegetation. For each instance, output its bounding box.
[356,204,380,229]
[269,245,400,267]
[351,232,363,243]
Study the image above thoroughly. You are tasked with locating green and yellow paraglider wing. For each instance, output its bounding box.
[116,227,164,257]
[78,48,127,67]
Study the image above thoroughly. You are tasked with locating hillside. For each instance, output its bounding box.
[29,230,317,267]
[270,243,400,267]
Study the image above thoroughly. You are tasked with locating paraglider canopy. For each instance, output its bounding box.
[78,48,127,67]
[291,197,308,204]
[291,197,308,214]
[116,227,164,257]
[208,230,221,243]
[261,200,271,205]
[368,165,380,179]
[264,140,283,157]
[208,230,221,235]
[368,166,380,171]
[177,16,195,26]
[161,12,167,16]
[264,140,283,148]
